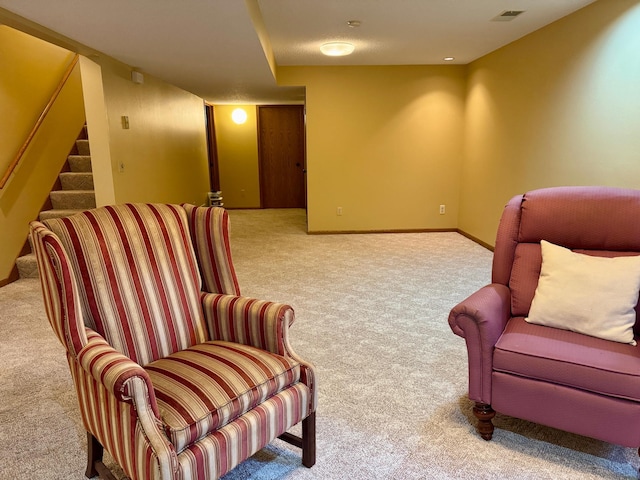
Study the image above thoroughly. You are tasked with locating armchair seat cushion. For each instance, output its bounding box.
[145,340,300,453]
[494,317,640,402]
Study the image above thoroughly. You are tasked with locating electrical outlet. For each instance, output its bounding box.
[337,207,343,216]
[439,204,446,215]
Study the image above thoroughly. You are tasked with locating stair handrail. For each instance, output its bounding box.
[0,54,80,190]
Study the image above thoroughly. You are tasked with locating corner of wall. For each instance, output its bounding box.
[79,55,116,207]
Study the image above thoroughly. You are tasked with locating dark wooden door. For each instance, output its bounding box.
[258,105,306,208]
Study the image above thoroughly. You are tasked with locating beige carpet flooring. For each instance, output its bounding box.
[0,208,637,479]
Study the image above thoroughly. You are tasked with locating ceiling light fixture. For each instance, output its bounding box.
[347,20,361,28]
[320,42,355,57]
[443,57,455,61]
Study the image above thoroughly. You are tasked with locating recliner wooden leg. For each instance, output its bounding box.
[473,403,495,441]
[301,411,316,468]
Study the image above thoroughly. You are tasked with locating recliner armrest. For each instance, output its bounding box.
[448,284,511,404]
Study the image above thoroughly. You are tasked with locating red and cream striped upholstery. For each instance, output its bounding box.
[29,203,316,480]
[202,294,292,354]
[70,330,174,479]
[31,222,88,357]
[201,294,318,412]
[146,341,300,453]
[183,204,240,295]
[42,204,207,366]
[177,383,310,478]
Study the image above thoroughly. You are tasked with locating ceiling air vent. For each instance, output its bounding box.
[492,10,525,22]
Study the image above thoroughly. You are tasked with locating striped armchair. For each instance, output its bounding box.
[30,203,316,480]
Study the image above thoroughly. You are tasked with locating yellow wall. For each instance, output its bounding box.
[0,26,76,180]
[93,57,210,206]
[460,0,640,246]
[214,105,261,208]
[0,26,85,281]
[1,23,211,282]
[3,0,638,283]
[278,65,466,232]
[276,1,640,240]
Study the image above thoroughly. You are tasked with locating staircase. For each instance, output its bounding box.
[16,126,95,279]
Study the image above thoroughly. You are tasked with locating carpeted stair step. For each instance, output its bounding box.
[76,139,90,155]
[38,209,85,221]
[16,253,39,279]
[21,209,85,280]
[67,155,92,172]
[49,190,96,210]
[15,125,94,282]
[59,172,94,190]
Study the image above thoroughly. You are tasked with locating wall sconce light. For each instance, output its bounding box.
[231,108,248,124]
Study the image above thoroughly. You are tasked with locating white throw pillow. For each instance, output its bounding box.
[525,240,640,345]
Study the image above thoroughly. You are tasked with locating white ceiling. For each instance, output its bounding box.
[0,0,596,104]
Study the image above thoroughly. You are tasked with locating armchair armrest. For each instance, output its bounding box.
[448,284,511,404]
[201,292,318,412]
[201,293,294,356]
[75,329,179,478]
[76,329,159,415]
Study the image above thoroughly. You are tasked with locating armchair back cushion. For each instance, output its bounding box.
[492,187,640,328]
[44,203,208,366]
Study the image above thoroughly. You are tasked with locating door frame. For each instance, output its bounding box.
[204,103,220,192]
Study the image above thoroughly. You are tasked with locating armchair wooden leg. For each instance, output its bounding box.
[473,403,495,441]
[86,432,101,478]
[278,411,316,468]
[301,411,316,468]
[85,432,117,480]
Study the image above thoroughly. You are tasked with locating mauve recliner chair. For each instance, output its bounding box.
[449,186,640,462]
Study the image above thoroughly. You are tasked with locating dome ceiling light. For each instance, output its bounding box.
[320,19,360,57]
[320,42,355,57]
